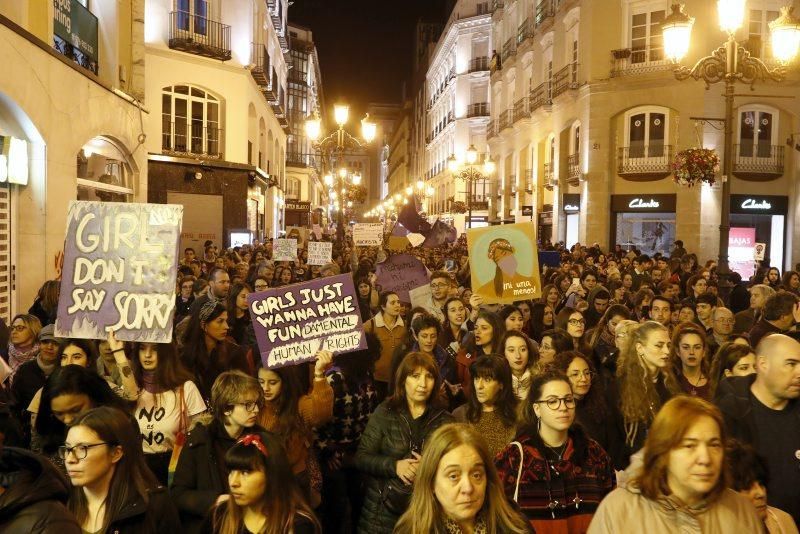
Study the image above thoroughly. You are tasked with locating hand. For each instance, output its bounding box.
[215,494,230,505]
[396,455,420,485]
[106,329,124,353]
[314,350,334,377]
[469,293,483,309]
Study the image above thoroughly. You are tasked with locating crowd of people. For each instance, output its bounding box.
[0,234,799,534]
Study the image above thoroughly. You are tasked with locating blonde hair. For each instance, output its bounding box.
[211,370,263,422]
[10,313,42,344]
[394,423,529,534]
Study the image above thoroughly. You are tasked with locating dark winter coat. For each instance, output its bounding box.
[170,419,269,533]
[355,400,453,534]
[495,425,614,533]
[104,486,181,534]
[0,446,80,534]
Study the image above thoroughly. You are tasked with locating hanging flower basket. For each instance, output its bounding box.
[671,148,720,187]
[450,201,467,214]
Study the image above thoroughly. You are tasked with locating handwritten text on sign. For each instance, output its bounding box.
[307,241,332,266]
[247,274,366,368]
[353,223,383,246]
[55,201,182,342]
[375,253,429,302]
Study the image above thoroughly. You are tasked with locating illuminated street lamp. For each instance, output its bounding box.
[663,1,799,299]
[448,149,497,228]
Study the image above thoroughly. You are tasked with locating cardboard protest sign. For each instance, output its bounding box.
[467,222,541,304]
[273,238,298,261]
[247,274,367,369]
[286,226,309,250]
[376,253,429,302]
[55,201,183,342]
[353,223,383,246]
[307,241,332,266]
[409,284,432,310]
[754,242,766,261]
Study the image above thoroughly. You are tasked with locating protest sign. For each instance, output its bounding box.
[467,222,542,304]
[247,274,366,369]
[307,241,332,266]
[376,253,429,302]
[353,223,383,246]
[273,238,298,261]
[286,226,309,250]
[55,201,183,342]
[409,284,432,310]
[754,242,766,261]
[387,235,410,251]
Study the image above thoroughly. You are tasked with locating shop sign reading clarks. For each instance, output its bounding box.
[610,194,677,212]
[730,195,788,216]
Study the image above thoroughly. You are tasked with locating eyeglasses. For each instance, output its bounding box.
[715,318,735,325]
[10,325,28,332]
[567,319,585,326]
[430,283,449,289]
[254,284,269,291]
[238,400,264,413]
[534,396,576,410]
[567,370,595,380]
[58,442,108,460]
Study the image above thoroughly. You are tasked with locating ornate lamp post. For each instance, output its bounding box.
[447,144,496,229]
[306,104,376,242]
[662,1,799,298]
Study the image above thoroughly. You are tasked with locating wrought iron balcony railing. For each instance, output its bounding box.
[617,145,673,178]
[552,63,579,97]
[529,82,552,112]
[513,97,528,122]
[543,162,555,189]
[286,152,317,168]
[517,18,533,45]
[467,102,490,117]
[567,153,580,184]
[502,38,516,61]
[487,119,497,138]
[610,48,669,77]
[535,0,554,27]
[250,43,270,86]
[169,11,231,61]
[162,121,223,159]
[733,144,785,179]
[469,56,490,72]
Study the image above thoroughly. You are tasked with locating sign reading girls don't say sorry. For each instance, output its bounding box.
[55,201,183,342]
[247,274,367,369]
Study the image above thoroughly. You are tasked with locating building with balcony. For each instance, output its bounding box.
[425,0,493,232]
[144,0,290,249]
[487,0,799,270]
[0,0,148,321]
[387,102,412,198]
[284,23,325,229]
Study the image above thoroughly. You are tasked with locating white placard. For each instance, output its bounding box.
[409,284,432,310]
[273,238,298,261]
[754,242,766,261]
[353,223,383,246]
[307,241,333,266]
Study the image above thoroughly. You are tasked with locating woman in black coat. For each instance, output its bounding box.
[355,352,454,534]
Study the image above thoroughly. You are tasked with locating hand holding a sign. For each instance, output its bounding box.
[313,350,334,379]
[106,329,138,400]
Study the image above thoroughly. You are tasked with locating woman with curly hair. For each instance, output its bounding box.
[394,423,532,534]
[608,321,680,468]
[452,355,518,456]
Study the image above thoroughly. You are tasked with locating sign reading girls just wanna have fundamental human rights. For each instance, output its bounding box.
[247,273,367,369]
[55,201,183,342]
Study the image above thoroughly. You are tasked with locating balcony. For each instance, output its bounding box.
[498,109,513,131]
[513,97,528,123]
[517,18,533,45]
[617,145,674,179]
[535,0,555,28]
[286,152,316,168]
[552,63,579,98]
[529,82,552,112]
[567,153,580,184]
[469,56,490,72]
[467,102,490,117]
[169,11,231,61]
[502,38,517,62]
[162,121,223,159]
[487,119,497,138]
[543,162,555,189]
[732,144,785,180]
[249,43,270,86]
[521,169,534,191]
[611,48,669,77]
[468,198,490,211]
[263,69,279,102]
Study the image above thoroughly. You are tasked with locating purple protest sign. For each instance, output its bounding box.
[375,253,429,302]
[55,201,183,342]
[247,273,367,369]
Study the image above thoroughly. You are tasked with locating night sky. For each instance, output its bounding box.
[290,0,449,115]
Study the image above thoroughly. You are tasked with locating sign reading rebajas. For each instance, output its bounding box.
[248,274,366,369]
[55,201,183,342]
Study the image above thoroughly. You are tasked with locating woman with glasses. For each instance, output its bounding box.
[171,370,267,533]
[538,328,574,369]
[495,370,614,533]
[175,276,196,325]
[356,352,454,534]
[203,431,321,534]
[64,406,180,533]
[671,322,711,400]
[453,355,518,457]
[554,307,585,351]
[257,350,333,507]
[551,351,621,466]
[252,275,270,293]
[586,305,631,374]
[6,313,42,376]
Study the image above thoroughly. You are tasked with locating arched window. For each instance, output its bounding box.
[738,104,778,158]
[624,105,669,158]
[77,137,135,202]
[161,85,222,158]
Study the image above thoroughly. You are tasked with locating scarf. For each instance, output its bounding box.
[8,342,39,375]
[141,370,163,394]
[443,514,487,534]
[599,326,616,347]
[512,369,532,399]
[36,355,57,377]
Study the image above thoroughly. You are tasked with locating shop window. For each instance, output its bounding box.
[162,85,223,158]
[77,137,135,202]
[286,178,301,200]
